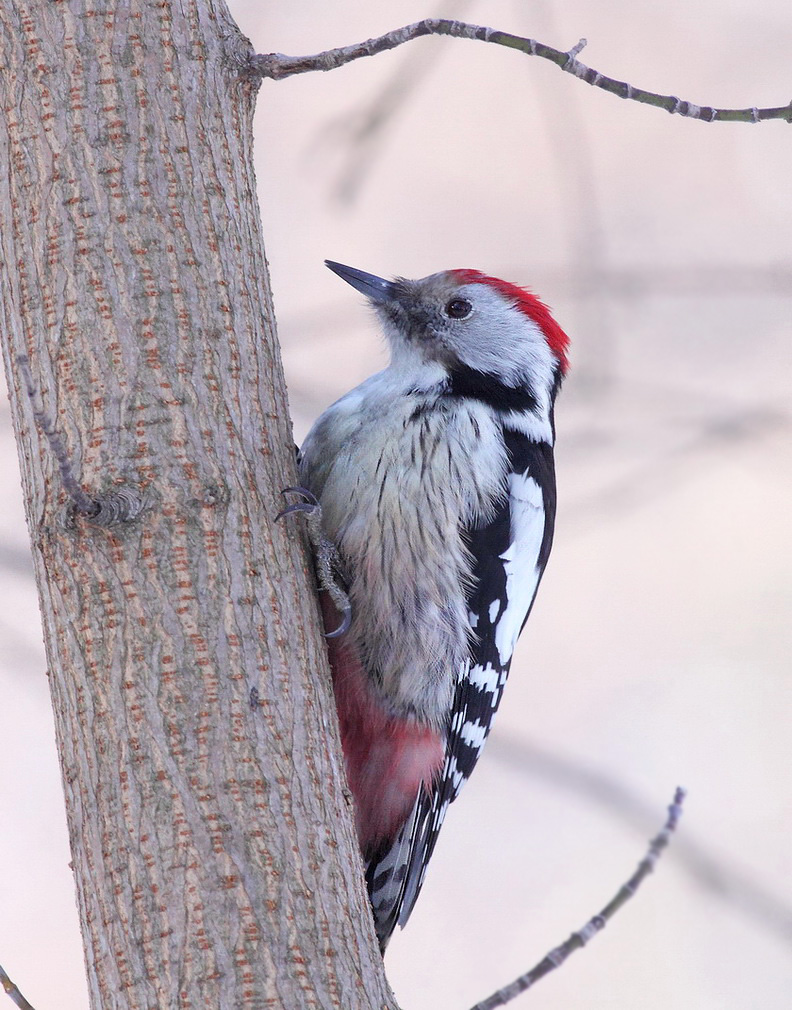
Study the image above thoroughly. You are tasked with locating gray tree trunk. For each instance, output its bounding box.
[0,2,397,1007]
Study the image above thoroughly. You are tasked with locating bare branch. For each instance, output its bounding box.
[246,20,792,124]
[467,787,687,1010]
[491,734,792,943]
[0,964,37,1010]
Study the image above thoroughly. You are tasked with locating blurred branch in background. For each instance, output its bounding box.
[489,735,792,945]
[308,0,476,204]
[467,788,687,1010]
[562,391,792,527]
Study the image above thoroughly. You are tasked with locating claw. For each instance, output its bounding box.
[275,501,318,521]
[283,486,318,504]
[276,484,353,638]
[325,604,352,639]
[276,486,320,521]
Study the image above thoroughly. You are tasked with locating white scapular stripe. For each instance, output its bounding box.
[494,472,545,666]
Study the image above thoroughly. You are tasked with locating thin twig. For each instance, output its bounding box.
[16,355,145,526]
[467,787,687,1010]
[0,964,37,1010]
[246,20,792,124]
[490,734,792,943]
[17,356,99,518]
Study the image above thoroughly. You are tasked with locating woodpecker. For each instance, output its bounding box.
[294,260,569,951]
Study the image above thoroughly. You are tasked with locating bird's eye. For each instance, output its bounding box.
[445,298,472,320]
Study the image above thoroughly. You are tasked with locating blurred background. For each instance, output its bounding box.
[2,2,790,1007]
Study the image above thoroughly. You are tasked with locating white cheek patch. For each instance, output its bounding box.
[494,472,545,666]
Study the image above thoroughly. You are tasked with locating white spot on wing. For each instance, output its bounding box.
[460,719,488,750]
[467,662,500,694]
[494,473,545,666]
[447,754,464,792]
[489,599,501,623]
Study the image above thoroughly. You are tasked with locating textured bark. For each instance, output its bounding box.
[0,2,397,1007]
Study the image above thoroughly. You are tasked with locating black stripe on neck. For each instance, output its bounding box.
[444,365,538,414]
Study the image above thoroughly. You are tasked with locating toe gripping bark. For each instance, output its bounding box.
[276,487,352,638]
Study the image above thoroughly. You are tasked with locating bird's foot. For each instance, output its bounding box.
[276,487,352,638]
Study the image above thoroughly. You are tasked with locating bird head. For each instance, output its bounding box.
[325,260,569,405]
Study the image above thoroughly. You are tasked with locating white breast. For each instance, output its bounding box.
[300,374,508,725]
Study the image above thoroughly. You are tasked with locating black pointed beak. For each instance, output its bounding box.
[325,260,399,304]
